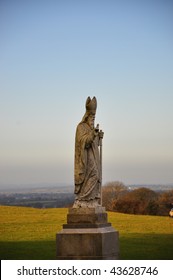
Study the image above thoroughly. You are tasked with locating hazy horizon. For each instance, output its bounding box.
[0,182,173,192]
[1,1,173,187]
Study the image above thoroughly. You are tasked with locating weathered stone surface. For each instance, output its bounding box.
[67,213,107,224]
[73,96,104,208]
[56,207,119,260]
[56,226,119,260]
[69,206,106,214]
[67,207,107,224]
[63,223,111,229]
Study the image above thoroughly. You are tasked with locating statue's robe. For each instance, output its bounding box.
[74,122,100,202]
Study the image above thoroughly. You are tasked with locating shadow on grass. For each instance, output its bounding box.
[1,233,173,260]
[120,233,173,260]
[0,240,56,260]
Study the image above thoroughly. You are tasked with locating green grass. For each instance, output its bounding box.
[0,206,173,260]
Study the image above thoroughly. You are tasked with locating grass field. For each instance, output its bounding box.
[0,206,173,260]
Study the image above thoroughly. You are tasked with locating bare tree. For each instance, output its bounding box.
[102,181,127,210]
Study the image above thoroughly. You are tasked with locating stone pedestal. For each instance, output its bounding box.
[56,207,119,260]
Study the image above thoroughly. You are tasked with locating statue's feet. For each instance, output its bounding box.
[73,199,100,208]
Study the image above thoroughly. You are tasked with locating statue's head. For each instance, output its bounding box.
[81,97,97,127]
[85,96,97,115]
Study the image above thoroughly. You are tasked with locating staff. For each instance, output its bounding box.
[99,128,104,205]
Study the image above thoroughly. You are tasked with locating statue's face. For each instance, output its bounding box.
[87,114,95,129]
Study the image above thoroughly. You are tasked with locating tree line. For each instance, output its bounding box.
[102,181,173,216]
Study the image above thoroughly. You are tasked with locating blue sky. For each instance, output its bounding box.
[0,0,173,186]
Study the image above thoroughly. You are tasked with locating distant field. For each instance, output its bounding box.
[0,206,173,260]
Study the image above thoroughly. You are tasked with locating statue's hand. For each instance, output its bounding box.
[94,124,99,137]
[95,124,99,133]
[99,130,104,139]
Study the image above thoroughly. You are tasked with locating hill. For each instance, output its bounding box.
[0,206,173,260]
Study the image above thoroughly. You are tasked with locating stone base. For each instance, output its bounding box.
[56,207,119,260]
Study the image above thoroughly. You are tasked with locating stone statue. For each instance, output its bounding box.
[56,97,119,260]
[73,96,104,208]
